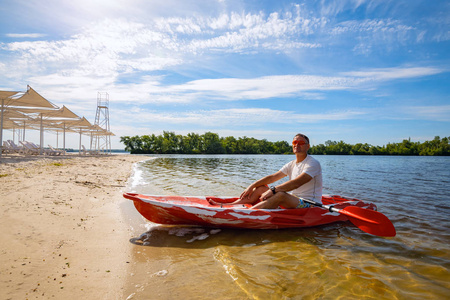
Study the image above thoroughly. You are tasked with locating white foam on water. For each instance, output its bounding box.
[126,158,158,192]
[187,233,210,243]
[168,227,205,237]
[144,222,160,232]
[126,293,135,300]
[153,270,168,277]
[129,167,146,190]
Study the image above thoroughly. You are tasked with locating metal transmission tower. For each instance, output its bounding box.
[91,92,111,154]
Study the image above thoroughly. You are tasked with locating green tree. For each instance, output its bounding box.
[202,132,225,154]
[221,136,238,154]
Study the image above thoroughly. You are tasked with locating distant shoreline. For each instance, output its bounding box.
[120,133,449,156]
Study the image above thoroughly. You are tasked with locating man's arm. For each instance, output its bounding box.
[260,172,312,201]
[240,171,286,199]
[274,173,312,193]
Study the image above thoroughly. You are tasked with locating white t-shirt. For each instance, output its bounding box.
[279,155,323,203]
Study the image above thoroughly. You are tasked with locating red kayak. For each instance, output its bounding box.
[123,193,378,230]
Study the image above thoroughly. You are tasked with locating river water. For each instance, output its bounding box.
[122,155,449,299]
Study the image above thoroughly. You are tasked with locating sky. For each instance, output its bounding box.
[0,0,449,149]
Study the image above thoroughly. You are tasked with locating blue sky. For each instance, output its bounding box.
[1,0,449,149]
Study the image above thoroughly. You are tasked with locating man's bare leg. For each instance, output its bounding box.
[231,186,269,205]
[252,192,300,209]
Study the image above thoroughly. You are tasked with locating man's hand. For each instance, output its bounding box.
[240,185,255,200]
[259,189,274,201]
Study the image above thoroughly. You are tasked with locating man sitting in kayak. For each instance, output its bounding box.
[233,133,322,209]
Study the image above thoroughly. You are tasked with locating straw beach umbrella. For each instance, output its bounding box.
[1,110,36,142]
[0,86,57,157]
[14,106,80,154]
[1,90,20,157]
[3,86,56,108]
[62,117,94,153]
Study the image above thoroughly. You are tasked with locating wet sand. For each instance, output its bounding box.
[0,154,144,299]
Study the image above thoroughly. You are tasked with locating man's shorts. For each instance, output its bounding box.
[295,198,311,209]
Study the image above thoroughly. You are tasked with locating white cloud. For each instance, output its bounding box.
[2,20,175,83]
[2,6,322,72]
[186,10,324,52]
[26,74,172,107]
[342,67,443,80]
[29,66,443,106]
[128,67,440,103]
[331,19,414,35]
[115,107,367,129]
[170,75,357,101]
[319,0,368,17]
[329,18,417,54]
[1,7,325,96]
[6,33,47,38]
[7,46,443,109]
[402,105,450,122]
[2,5,440,107]
[349,103,450,122]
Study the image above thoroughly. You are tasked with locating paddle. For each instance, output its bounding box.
[301,198,396,237]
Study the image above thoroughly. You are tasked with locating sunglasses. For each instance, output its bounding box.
[292,140,308,146]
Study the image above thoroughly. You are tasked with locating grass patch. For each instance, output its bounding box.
[0,174,9,178]
[52,163,63,166]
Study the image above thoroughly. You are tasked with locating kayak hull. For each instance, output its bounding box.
[123,193,378,229]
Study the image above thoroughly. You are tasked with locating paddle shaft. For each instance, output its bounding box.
[301,198,340,213]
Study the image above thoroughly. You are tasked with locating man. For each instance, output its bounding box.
[234,133,322,209]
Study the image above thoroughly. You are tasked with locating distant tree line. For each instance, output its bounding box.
[309,136,449,156]
[120,132,449,156]
[120,131,291,154]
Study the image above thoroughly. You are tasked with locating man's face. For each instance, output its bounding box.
[292,136,310,153]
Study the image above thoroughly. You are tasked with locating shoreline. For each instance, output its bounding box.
[0,154,145,299]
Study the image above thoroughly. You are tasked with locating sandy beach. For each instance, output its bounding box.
[0,154,144,299]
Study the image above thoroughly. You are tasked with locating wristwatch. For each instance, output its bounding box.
[270,186,277,194]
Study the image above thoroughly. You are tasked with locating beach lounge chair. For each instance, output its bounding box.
[2,141,12,153]
[31,142,54,155]
[29,142,54,155]
[48,145,65,156]
[80,145,88,156]
[19,141,40,155]
[90,148,100,155]
[81,145,98,155]
[7,140,25,154]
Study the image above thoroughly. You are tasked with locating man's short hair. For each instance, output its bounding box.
[295,133,310,144]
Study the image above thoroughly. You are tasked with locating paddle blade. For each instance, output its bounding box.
[341,206,396,237]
